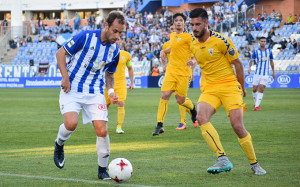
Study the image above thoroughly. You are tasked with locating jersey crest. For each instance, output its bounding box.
[209,48,213,56]
[178,38,181,42]
[122,56,125,61]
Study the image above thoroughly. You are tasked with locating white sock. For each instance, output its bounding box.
[56,123,74,146]
[255,93,263,107]
[96,135,110,167]
[252,91,257,105]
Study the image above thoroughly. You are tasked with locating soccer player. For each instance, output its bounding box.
[162,24,197,130]
[152,13,197,136]
[105,38,134,134]
[188,8,266,175]
[53,11,125,180]
[248,37,275,111]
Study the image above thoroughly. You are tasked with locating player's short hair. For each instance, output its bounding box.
[173,13,187,23]
[189,8,208,21]
[106,11,125,27]
[259,37,267,41]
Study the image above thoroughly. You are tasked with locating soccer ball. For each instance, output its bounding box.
[108,158,133,183]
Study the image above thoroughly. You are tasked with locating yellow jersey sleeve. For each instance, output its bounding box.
[224,38,239,62]
[114,50,131,82]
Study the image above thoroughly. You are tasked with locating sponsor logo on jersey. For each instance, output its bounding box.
[209,48,213,56]
[122,56,125,61]
[178,38,181,42]
[90,46,95,50]
[277,75,291,85]
[228,47,235,56]
[98,104,107,111]
[67,40,75,48]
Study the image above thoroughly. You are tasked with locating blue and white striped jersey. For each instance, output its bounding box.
[251,48,274,76]
[63,30,120,94]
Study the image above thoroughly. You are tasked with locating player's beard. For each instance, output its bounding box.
[194,27,205,39]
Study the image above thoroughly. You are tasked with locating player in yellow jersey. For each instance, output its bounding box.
[162,24,197,130]
[105,39,134,134]
[152,13,197,136]
[187,8,266,175]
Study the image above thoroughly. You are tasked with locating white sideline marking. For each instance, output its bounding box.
[0,172,153,187]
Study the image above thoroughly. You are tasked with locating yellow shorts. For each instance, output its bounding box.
[198,84,247,116]
[105,84,127,105]
[161,71,191,97]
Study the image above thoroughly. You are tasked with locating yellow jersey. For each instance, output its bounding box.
[114,50,132,84]
[190,31,240,86]
[168,32,194,76]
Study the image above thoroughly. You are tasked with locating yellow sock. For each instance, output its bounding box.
[117,107,125,129]
[238,133,257,164]
[181,97,194,110]
[200,122,226,157]
[178,104,186,125]
[157,98,168,123]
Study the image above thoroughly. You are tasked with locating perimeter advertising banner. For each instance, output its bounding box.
[0,75,299,88]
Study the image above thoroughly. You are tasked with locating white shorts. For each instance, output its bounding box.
[253,74,268,86]
[59,90,108,124]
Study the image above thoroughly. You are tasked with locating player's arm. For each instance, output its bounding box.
[232,58,246,97]
[248,59,254,74]
[270,59,275,79]
[105,71,118,104]
[56,47,70,93]
[127,63,134,91]
[160,47,171,65]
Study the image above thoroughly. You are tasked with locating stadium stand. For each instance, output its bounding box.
[1,0,300,77]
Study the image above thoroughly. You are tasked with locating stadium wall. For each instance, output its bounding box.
[256,0,300,25]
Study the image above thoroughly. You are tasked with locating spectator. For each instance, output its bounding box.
[262,11,268,21]
[280,38,288,49]
[241,1,248,20]
[2,17,8,34]
[293,14,298,24]
[273,34,281,44]
[30,19,36,35]
[151,63,160,76]
[231,1,238,14]
[270,10,277,21]
[244,45,251,59]
[74,12,80,30]
[250,20,256,30]
[268,28,275,42]
[259,29,268,38]
[286,38,294,49]
[276,10,282,22]
[26,35,32,43]
[245,30,254,44]
[254,21,262,30]
[95,13,103,29]
[286,13,293,25]
[237,25,245,36]
[9,38,17,49]
[292,39,297,48]
[257,13,262,21]
[55,18,61,27]
[88,14,95,28]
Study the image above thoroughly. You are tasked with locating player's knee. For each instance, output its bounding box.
[64,120,78,131]
[259,87,264,93]
[197,114,208,125]
[177,99,185,105]
[96,128,108,137]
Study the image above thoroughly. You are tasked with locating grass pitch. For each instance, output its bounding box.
[0,88,300,186]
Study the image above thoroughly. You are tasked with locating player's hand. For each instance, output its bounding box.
[61,78,70,93]
[109,92,118,104]
[186,60,194,67]
[242,87,247,97]
[129,82,134,91]
[160,50,166,61]
[247,68,251,74]
[272,72,276,79]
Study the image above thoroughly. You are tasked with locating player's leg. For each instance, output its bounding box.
[176,104,187,130]
[252,75,260,110]
[255,82,266,110]
[93,120,111,180]
[116,101,125,134]
[175,76,197,126]
[223,85,266,175]
[153,72,175,136]
[54,91,80,169]
[229,108,266,175]
[153,90,173,136]
[84,94,111,180]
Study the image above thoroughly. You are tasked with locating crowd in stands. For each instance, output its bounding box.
[3,0,300,74]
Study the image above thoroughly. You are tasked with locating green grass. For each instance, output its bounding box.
[0,88,300,186]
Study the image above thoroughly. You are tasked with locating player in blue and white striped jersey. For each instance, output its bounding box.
[53,11,126,180]
[248,37,275,111]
